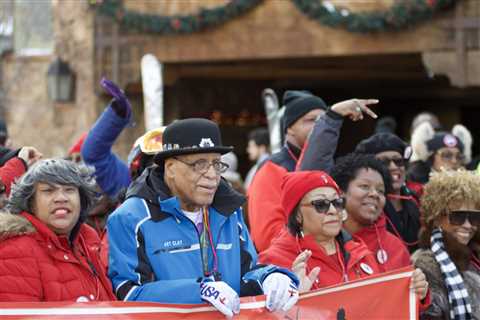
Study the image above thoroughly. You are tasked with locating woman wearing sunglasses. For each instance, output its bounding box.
[408,122,472,197]
[330,154,430,306]
[412,170,480,319]
[259,170,382,292]
[298,100,421,253]
[355,133,421,253]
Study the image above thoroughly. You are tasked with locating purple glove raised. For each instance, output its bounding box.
[100,77,132,119]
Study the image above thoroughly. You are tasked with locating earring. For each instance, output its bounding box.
[342,210,348,221]
[297,216,304,238]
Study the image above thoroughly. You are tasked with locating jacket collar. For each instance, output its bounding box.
[286,141,302,161]
[352,214,387,241]
[20,212,80,249]
[0,212,35,240]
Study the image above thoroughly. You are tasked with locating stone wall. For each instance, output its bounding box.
[0,0,466,160]
[1,0,97,157]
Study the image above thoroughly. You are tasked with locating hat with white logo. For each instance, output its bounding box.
[154,118,233,164]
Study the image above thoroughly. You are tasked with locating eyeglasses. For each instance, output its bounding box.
[173,157,229,174]
[301,198,345,214]
[377,157,405,168]
[449,210,480,227]
[437,150,465,163]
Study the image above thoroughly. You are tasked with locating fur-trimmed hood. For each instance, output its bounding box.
[0,212,35,241]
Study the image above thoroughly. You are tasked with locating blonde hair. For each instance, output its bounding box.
[421,170,480,227]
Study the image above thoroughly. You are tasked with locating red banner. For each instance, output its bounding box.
[0,267,416,319]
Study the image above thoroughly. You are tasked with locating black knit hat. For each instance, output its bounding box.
[153,118,233,164]
[355,133,411,159]
[282,90,327,131]
[426,132,464,153]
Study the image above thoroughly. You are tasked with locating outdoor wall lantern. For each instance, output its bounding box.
[47,57,75,103]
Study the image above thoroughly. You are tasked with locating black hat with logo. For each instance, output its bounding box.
[153,118,233,164]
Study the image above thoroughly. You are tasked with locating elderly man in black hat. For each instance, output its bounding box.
[107,118,299,317]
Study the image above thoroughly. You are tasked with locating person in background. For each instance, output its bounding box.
[0,119,11,148]
[412,170,480,319]
[108,118,299,317]
[374,116,397,134]
[0,146,42,208]
[248,90,328,252]
[81,78,134,200]
[0,159,115,301]
[244,127,270,190]
[409,111,442,139]
[67,132,87,164]
[408,122,472,196]
[82,78,165,201]
[221,151,244,194]
[355,133,421,253]
[81,78,164,265]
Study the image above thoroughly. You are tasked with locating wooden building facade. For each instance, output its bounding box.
[1,0,479,175]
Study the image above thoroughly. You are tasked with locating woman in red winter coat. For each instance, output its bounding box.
[330,153,414,273]
[0,159,116,302]
[260,169,429,300]
[260,170,381,291]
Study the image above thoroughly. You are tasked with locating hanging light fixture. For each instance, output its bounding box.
[47,57,75,103]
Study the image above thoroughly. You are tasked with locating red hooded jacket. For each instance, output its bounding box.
[353,214,411,273]
[259,229,380,289]
[0,212,115,301]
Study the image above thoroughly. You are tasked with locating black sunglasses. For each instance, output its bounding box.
[449,210,480,227]
[302,198,345,214]
[377,157,405,168]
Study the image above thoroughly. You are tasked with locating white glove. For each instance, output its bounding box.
[262,272,299,312]
[200,280,240,317]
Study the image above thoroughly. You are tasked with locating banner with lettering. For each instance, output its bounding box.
[0,267,417,319]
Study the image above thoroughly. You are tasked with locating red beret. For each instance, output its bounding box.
[281,171,341,217]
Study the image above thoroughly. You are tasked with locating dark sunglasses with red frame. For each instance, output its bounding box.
[449,210,480,227]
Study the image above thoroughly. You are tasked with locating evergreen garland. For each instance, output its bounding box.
[292,0,456,33]
[92,0,457,35]
[93,0,263,35]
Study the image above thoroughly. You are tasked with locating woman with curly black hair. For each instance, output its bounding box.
[330,153,412,273]
[355,133,421,253]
